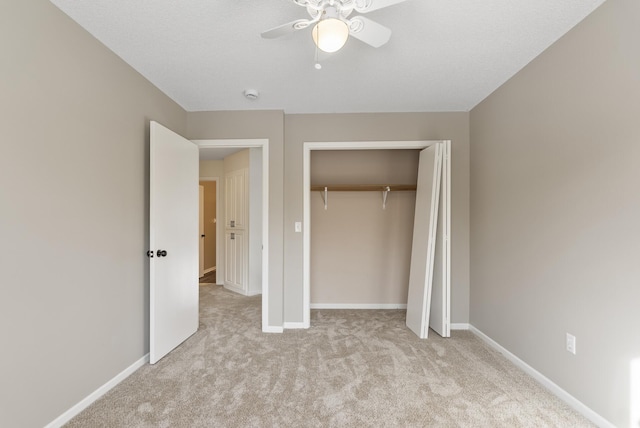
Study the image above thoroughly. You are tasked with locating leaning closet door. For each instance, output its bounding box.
[429,141,451,337]
[405,144,443,339]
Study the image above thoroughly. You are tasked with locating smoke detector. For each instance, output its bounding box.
[244,89,259,100]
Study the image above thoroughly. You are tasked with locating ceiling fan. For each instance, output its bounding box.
[261,0,410,53]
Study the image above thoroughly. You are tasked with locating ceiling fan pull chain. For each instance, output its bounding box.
[314,24,322,70]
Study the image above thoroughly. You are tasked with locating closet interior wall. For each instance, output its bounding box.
[310,149,420,306]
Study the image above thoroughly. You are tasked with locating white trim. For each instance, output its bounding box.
[203,267,216,274]
[450,323,470,330]
[194,139,272,333]
[469,325,614,428]
[262,325,284,333]
[283,322,307,329]
[310,303,408,309]
[443,141,451,337]
[45,354,149,428]
[223,284,261,297]
[302,140,448,331]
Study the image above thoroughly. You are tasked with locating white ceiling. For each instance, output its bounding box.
[50,0,605,114]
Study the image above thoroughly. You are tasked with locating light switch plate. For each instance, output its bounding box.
[295,222,302,233]
[566,333,576,355]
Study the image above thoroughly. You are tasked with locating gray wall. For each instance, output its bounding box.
[469,0,640,426]
[187,111,285,327]
[0,2,186,427]
[284,113,471,324]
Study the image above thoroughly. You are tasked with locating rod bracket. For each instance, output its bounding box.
[382,186,390,209]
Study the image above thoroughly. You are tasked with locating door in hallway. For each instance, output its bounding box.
[199,185,205,278]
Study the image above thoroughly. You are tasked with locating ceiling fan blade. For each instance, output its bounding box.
[354,0,410,14]
[348,16,391,48]
[261,19,312,39]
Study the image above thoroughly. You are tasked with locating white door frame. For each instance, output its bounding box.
[199,177,220,281]
[194,139,271,332]
[302,140,448,329]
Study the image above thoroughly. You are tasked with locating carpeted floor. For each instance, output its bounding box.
[66,285,593,427]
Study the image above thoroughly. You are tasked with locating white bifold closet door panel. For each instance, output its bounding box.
[149,121,199,364]
[406,144,443,339]
[429,141,451,337]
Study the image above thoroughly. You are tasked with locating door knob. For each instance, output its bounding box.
[146,250,154,258]
[157,250,167,257]
[201,234,205,238]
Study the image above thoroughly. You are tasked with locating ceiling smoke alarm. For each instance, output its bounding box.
[244,89,259,100]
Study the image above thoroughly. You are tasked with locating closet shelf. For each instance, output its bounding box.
[311,184,417,210]
[310,184,417,192]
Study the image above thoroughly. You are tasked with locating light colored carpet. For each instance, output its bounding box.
[66,285,593,427]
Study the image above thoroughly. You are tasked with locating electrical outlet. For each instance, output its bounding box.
[566,333,576,355]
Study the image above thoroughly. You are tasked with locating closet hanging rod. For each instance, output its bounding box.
[310,184,417,192]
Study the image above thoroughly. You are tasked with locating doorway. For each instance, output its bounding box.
[199,179,218,283]
[194,139,271,332]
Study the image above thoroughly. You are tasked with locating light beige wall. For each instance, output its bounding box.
[200,159,224,177]
[310,150,419,304]
[200,181,217,270]
[224,148,250,172]
[311,149,420,184]
[469,0,640,425]
[0,2,186,427]
[284,113,470,323]
[248,148,264,295]
[187,111,285,327]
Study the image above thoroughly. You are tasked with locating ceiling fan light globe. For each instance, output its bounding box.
[312,18,349,53]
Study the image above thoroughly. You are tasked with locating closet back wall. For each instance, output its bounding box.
[310,150,419,305]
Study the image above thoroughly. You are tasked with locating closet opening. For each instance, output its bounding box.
[302,141,451,338]
[309,149,419,309]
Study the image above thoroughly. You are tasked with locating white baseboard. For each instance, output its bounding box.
[283,322,307,329]
[204,266,216,274]
[45,354,149,428]
[262,325,284,333]
[469,325,614,428]
[222,283,261,297]
[223,284,251,296]
[310,303,407,309]
[450,323,470,330]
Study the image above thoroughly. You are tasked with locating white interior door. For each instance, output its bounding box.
[199,185,205,278]
[406,144,443,339]
[150,121,199,364]
[429,141,451,337]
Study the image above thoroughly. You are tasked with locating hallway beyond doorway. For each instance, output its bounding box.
[199,270,216,284]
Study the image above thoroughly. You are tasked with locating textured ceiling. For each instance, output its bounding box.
[50,0,605,113]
